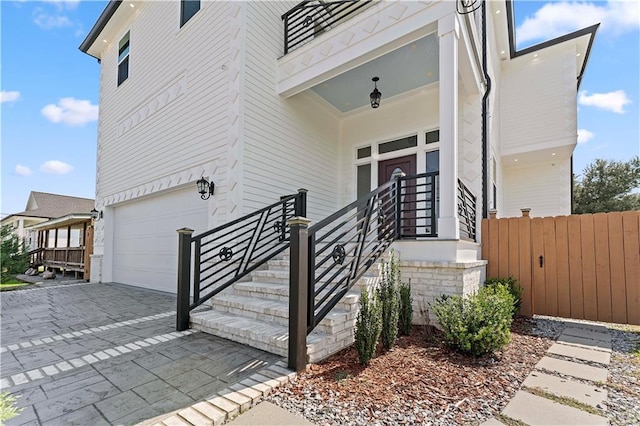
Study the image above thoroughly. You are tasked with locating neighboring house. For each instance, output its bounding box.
[80,1,597,359]
[1,192,96,279]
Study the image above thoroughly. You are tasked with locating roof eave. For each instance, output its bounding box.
[79,0,123,58]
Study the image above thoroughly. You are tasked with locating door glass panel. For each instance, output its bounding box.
[378,135,417,155]
[357,164,371,199]
[426,150,439,172]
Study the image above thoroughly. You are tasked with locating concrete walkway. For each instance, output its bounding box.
[484,320,611,426]
[0,282,282,425]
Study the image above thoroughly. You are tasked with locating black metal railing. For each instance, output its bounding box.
[282,0,375,54]
[457,179,477,241]
[176,189,307,330]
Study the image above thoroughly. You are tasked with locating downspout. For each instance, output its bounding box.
[481,0,492,219]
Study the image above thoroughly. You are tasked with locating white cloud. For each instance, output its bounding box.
[578,90,632,114]
[42,0,80,10]
[1,91,21,103]
[15,165,33,176]
[33,11,73,29]
[517,1,640,45]
[577,129,594,144]
[40,160,74,175]
[41,97,98,126]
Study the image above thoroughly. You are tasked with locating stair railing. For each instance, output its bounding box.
[176,189,307,331]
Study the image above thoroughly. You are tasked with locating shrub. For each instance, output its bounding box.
[354,286,382,365]
[378,250,400,350]
[431,284,514,356]
[485,277,522,316]
[399,279,413,336]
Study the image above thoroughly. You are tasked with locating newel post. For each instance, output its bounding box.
[295,188,308,217]
[176,228,194,331]
[288,216,311,372]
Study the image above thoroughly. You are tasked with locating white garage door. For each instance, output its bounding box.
[113,187,208,293]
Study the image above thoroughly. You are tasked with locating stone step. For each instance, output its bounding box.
[524,371,607,408]
[502,390,607,425]
[190,310,354,363]
[232,281,360,311]
[535,356,608,382]
[210,294,355,334]
[548,343,611,365]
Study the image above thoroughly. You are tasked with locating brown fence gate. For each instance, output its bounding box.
[481,211,640,325]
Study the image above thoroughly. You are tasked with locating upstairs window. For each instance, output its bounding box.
[181,0,201,27]
[118,32,130,86]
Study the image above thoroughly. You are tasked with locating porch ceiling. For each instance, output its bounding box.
[310,33,439,113]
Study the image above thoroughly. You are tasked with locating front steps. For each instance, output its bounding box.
[190,256,378,363]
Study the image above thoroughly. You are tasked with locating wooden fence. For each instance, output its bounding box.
[481,210,640,325]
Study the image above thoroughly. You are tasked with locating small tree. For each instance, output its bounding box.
[398,279,413,336]
[378,250,400,351]
[354,286,382,366]
[574,157,640,214]
[1,224,29,279]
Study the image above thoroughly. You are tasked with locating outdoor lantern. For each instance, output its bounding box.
[90,208,103,221]
[197,177,215,200]
[370,77,381,109]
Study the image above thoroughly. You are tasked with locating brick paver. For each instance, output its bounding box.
[0,283,280,425]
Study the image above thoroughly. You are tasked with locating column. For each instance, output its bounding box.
[438,14,460,240]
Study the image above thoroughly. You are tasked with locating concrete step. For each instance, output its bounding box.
[190,310,354,363]
[548,342,611,365]
[210,294,355,334]
[535,356,608,382]
[502,390,607,425]
[232,281,360,311]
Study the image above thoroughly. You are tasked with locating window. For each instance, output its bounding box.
[357,164,371,199]
[378,135,417,155]
[426,150,439,173]
[181,0,201,27]
[118,32,130,86]
[426,130,439,144]
[357,146,371,159]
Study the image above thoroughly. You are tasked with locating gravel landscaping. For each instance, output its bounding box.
[267,316,640,425]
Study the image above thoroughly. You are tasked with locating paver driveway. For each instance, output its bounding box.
[0,282,280,425]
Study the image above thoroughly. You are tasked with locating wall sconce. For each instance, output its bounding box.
[370,77,381,109]
[90,208,103,221]
[196,177,215,200]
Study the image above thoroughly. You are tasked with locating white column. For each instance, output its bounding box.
[437,14,460,240]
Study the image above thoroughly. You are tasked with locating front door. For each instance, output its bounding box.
[378,155,417,237]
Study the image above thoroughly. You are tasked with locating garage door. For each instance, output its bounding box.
[113,187,208,293]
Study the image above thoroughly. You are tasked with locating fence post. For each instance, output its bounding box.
[176,228,194,331]
[521,208,531,218]
[288,216,311,372]
[295,188,308,218]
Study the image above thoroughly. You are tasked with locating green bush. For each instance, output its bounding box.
[485,277,522,316]
[431,284,514,356]
[378,250,400,350]
[399,279,413,336]
[1,225,29,280]
[354,286,382,365]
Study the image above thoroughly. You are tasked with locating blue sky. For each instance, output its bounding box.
[1,1,639,216]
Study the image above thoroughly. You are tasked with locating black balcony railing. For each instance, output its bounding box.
[176,189,307,330]
[282,0,375,54]
[458,179,477,241]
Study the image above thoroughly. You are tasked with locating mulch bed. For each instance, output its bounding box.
[270,317,555,424]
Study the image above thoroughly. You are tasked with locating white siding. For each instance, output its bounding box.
[502,159,572,218]
[96,2,231,200]
[500,46,578,155]
[243,2,341,222]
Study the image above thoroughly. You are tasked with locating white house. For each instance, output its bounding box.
[80,0,597,361]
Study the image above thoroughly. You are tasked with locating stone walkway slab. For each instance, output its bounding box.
[536,356,608,382]
[561,327,611,343]
[524,371,608,408]
[558,334,612,352]
[548,343,611,365]
[560,321,608,334]
[503,391,608,425]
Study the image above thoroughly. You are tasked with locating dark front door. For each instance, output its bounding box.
[378,155,417,238]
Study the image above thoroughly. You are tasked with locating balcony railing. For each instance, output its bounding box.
[457,179,477,241]
[282,0,375,54]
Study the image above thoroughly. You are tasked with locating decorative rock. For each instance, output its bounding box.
[42,270,56,279]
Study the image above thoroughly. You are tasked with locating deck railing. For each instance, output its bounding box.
[457,179,477,241]
[282,0,375,54]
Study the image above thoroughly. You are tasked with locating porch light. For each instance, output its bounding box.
[90,208,103,221]
[196,177,215,200]
[370,77,381,109]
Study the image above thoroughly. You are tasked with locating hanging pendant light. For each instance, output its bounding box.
[370,77,381,109]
